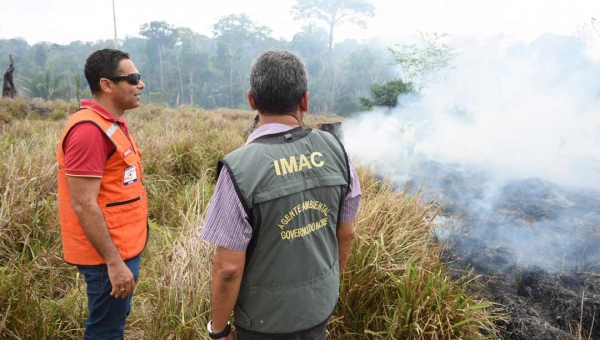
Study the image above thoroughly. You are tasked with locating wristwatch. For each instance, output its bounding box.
[207,320,232,339]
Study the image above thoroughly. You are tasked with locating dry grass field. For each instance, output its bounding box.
[0,98,500,339]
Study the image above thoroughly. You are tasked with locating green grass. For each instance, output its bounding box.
[0,98,501,339]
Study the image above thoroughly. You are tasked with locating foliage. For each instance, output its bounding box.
[0,13,398,115]
[360,78,414,109]
[388,32,455,91]
[0,99,502,339]
[17,66,66,101]
[212,14,272,109]
[139,21,179,50]
[74,74,82,102]
[291,0,375,50]
[345,47,389,91]
[139,21,179,94]
[290,24,328,73]
[333,95,365,116]
[333,47,391,114]
[292,0,375,111]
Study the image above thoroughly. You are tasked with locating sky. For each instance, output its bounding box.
[1,0,599,45]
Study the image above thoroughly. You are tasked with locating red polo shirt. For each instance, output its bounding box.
[63,100,131,177]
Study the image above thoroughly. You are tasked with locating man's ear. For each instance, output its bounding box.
[247,90,258,110]
[99,78,114,94]
[299,91,309,112]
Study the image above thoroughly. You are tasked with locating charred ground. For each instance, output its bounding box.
[408,160,600,339]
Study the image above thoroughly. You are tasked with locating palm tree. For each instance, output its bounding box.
[18,66,66,101]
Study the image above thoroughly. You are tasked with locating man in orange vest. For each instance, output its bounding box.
[56,49,148,339]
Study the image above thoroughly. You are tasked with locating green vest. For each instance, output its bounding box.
[219,127,350,335]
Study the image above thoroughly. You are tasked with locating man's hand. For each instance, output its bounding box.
[108,260,136,299]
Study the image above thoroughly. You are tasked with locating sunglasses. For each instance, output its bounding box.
[107,73,141,85]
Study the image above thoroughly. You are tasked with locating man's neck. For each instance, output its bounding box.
[91,95,124,118]
[258,112,302,128]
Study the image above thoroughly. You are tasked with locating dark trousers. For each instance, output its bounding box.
[76,254,141,340]
[236,320,327,340]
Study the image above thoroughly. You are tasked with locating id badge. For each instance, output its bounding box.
[124,165,138,186]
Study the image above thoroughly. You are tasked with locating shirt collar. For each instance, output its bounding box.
[80,99,129,135]
[80,99,125,124]
[245,123,296,145]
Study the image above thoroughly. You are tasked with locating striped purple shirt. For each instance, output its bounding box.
[201,123,362,251]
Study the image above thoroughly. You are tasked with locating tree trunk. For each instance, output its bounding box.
[229,56,234,108]
[158,47,164,92]
[328,21,334,70]
[67,65,74,100]
[236,66,246,108]
[188,69,195,105]
[177,54,184,107]
[327,21,335,112]
[2,55,18,98]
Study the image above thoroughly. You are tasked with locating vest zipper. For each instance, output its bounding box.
[106,196,141,207]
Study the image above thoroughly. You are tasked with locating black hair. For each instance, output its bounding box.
[84,49,130,94]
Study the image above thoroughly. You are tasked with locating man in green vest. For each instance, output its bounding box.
[201,50,362,340]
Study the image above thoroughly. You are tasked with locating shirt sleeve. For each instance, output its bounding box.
[64,122,114,177]
[202,157,361,247]
[340,158,362,222]
[201,167,253,251]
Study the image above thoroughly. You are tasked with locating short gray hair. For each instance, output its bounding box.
[250,50,308,115]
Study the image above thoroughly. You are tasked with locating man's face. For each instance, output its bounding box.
[111,59,145,111]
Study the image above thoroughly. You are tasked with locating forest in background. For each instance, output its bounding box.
[0,13,402,116]
[0,0,457,116]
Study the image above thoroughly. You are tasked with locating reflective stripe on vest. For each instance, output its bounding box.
[106,122,119,138]
[56,109,148,265]
[222,128,349,334]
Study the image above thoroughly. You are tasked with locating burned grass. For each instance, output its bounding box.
[421,160,600,339]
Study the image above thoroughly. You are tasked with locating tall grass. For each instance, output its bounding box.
[332,171,500,339]
[0,98,500,339]
[0,116,84,339]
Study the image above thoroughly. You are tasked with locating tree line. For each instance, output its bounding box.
[0,0,454,116]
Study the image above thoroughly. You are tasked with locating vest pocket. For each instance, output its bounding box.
[106,196,141,207]
[234,304,252,328]
[104,196,146,229]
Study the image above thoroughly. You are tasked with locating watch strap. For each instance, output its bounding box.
[207,320,232,339]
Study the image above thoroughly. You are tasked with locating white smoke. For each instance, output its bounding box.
[345,33,600,190]
[343,33,600,272]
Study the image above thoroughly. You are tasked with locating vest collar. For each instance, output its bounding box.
[246,123,296,145]
[80,99,129,135]
[80,99,125,123]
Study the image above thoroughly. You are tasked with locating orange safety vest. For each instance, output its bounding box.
[56,109,148,265]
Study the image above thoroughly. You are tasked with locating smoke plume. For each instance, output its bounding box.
[344,33,600,272]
